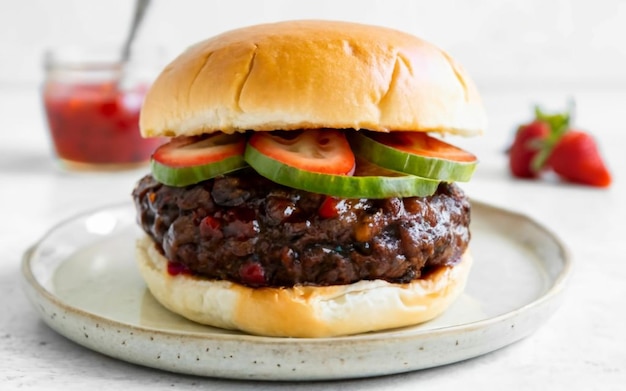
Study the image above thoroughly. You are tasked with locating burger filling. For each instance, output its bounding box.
[132,169,470,288]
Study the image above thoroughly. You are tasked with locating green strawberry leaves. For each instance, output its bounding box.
[530,103,573,173]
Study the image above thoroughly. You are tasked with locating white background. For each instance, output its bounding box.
[2,0,626,91]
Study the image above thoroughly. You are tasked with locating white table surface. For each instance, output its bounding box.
[1,87,624,390]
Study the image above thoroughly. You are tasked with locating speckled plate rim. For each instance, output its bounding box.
[21,200,572,381]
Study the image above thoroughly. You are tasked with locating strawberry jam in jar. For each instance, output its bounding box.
[43,48,162,170]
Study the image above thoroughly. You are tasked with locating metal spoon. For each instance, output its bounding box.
[120,0,151,63]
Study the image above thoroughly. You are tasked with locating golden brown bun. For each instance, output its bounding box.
[135,235,473,338]
[140,20,486,138]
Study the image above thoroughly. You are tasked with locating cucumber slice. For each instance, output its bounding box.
[150,133,248,187]
[151,155,247,187]
[350,132,477,182]
[245,144,440,198]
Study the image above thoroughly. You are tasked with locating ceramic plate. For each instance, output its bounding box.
[22,201,570,381]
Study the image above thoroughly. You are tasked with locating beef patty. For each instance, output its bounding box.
[132,169,471,288]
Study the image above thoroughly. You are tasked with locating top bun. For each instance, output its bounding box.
[140,20,486,138]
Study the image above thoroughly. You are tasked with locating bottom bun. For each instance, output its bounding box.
[136,235,473,338]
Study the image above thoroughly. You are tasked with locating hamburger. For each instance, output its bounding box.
[132,20,486,338]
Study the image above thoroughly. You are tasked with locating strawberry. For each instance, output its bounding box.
[547,131,612,187]
[508,120,550,178]
[508,106,570,178]
[508,103,612,188]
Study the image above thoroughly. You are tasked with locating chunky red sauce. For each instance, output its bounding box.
[167,260,192,276]
[44,81,161,167]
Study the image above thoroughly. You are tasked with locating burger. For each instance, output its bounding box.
[132,20,486,338]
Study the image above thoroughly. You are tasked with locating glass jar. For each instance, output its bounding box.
[42,47,163,170]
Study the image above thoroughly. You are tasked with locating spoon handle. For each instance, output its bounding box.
[121,0,151,62]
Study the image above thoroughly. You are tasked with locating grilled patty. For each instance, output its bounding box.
[132,169,471,288]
